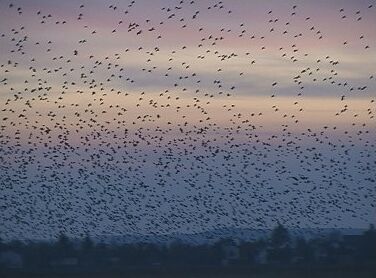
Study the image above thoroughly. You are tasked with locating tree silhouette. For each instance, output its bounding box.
[268,223,292,264]
[1,226,376,271]
[294,237,314,264]
[359,224,376,262]
[80,233,95,267]
[54,233,74,259]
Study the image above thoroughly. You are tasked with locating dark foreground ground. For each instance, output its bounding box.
[2,266,376,278]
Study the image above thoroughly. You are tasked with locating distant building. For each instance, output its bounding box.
[342,234,362,248]
[0,251,23,269]
[50,257,79,268]
[106,256,121,267]
[339,234,363,264]
[220,240,240,266]
[254,249,267,264]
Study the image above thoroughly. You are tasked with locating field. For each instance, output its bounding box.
[2,266,375,278]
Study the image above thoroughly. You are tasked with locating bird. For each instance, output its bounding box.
[0,0,374,242]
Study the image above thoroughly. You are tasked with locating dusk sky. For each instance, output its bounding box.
[0,0,375,240]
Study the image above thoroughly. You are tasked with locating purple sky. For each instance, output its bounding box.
[0,0,375,240]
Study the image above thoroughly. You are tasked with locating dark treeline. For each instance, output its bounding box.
[1,224,375,272]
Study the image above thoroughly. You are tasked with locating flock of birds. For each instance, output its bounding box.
[0,0,375,241]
